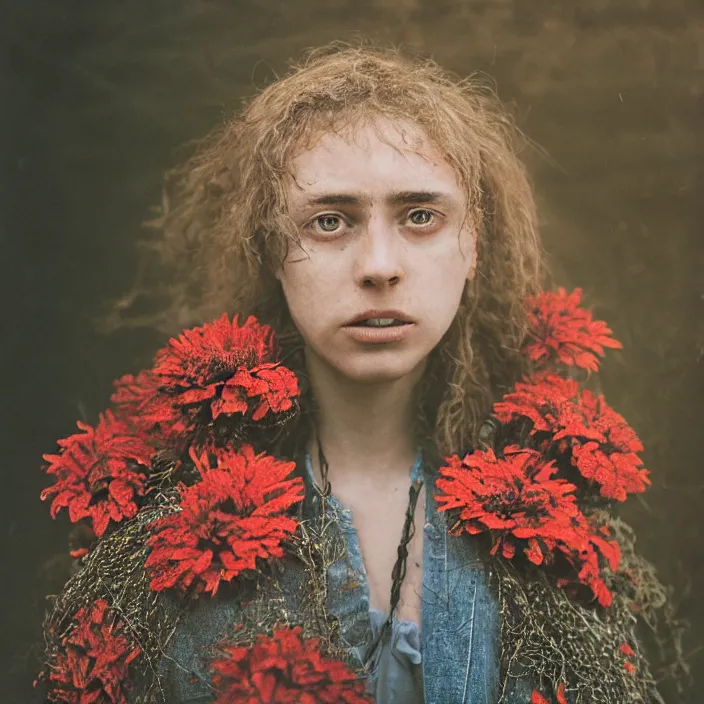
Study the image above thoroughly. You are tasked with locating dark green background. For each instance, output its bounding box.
[2,1,702,701]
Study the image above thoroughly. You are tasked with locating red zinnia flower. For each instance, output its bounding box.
[111,369,174,434]
[493,375,650,502]
[493,375,589,436]
[523,288,622,372]
[41,411,155,537]
[435,446,580,562]
[112,315,299,446]
[213,363,300,422]
[570,442,647,502]
[145,445,304,595]
[43,599,140,703]
[210,626,371,704]
[435,445,620,606]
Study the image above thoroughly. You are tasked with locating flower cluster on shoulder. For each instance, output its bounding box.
[436,288,649,607]
[41,314,301,542]
[38,314,309,702]
[435,444,620,606]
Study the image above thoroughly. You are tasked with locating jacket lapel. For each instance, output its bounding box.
[300,455,374,670]
[421,468,501,704]
[324,493,374,668]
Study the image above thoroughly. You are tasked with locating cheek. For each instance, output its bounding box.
[427,274,468,330]
[279,262,337,334]
[280,272,312,324]
[423,246,472,304]
[410,253,471,346]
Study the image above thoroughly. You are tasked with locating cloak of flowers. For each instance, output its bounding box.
[144,444,304,595]
[39,291,658,701]
[40,411,155,537]
[42,599,140,703]
[210,626,371,704]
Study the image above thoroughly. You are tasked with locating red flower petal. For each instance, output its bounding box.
[90,505,111,539]
[531,683,568,704]
[210,627,371,703]
[112,315,300,448]
[436,445,620,605]
[525,539,544,565]
[41,599,140,703]
[523,288,622,372]
[108,478,134,507]
[41,411,153,537]
[145,445,303,595]
[620,642,636,657]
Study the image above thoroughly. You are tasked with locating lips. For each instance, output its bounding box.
[343,321,414,344]
[342,309,415,344]
[343,309,414,326]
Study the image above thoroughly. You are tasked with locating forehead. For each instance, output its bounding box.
[286,118,462,203]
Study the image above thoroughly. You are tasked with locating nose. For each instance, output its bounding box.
[354,216,405,288]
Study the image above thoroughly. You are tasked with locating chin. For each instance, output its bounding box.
[334,352,427,385]
[341,368,409,385]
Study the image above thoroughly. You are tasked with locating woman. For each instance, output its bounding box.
[36,45,676,703]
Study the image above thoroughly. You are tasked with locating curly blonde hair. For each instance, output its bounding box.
[130,42,545,459]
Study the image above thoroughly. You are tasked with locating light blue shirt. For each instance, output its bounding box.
[368,608,423,703]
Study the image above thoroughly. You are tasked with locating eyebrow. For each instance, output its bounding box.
[305,190,449,207]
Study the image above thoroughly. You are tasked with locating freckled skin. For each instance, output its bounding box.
[277,118,476,386]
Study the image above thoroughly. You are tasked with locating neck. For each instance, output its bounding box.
[304,349,425,482]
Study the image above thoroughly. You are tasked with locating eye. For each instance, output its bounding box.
[315,214,342,233]
[408,209,434,226]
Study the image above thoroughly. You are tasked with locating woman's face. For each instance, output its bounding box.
[277,118,476,385]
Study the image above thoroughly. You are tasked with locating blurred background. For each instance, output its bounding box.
[2,0,702,701]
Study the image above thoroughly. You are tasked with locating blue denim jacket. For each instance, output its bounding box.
[152,457,538,703]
